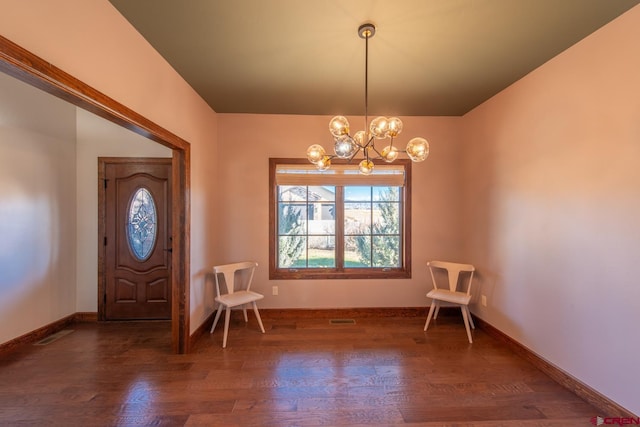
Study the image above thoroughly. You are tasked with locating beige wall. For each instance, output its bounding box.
[217,114,463,308]
[462,5,640,415]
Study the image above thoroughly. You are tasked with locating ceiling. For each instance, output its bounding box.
[108,0,639,116]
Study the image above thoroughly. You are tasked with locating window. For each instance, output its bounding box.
[269,158,412,279]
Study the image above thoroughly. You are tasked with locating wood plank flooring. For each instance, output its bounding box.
[0,314,600,426]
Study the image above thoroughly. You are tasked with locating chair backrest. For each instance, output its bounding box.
[428,260,475,295]
[213,261,258,297]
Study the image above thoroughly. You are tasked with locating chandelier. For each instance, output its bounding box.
[306,23,429,175]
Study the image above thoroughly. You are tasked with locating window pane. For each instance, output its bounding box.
[345,236,371,267]
[308,236,335,267]
[345,186,371,201]
[278,236,307,267]
[344,202,371,235]
[373,186,400,201]
[320,203,335,220]
[277,185,337,270]
[308,186,335,202]
[372,236,400,267]
[278,203,307,235]
[308,202,335,234]
[373,202,400,234]
[278,185,306,201]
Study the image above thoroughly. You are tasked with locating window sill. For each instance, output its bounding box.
[269,268,411,280]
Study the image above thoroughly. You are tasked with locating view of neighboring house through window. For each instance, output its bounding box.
[278,185,336,268]
[270,159,411,279]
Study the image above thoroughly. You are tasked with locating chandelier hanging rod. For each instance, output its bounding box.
[360,23,373,139]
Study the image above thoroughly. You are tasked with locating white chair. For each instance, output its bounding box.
[423,260,476,343]
[210,261,265,348]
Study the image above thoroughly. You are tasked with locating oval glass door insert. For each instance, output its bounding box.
[127,187,157,260]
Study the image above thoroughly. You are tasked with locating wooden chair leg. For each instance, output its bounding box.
[461,306,473,343]
[424,301,437,331]
[242,306,248,322]
[434,302,441,319]
[252,302,265,333]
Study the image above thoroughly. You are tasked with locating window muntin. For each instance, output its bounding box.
[270,159,411,279]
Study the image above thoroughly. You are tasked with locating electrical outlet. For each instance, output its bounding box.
[272,286,278,296]
[481,295,487,307]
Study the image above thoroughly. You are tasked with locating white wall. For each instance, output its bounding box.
[217,114,463,309]
[462,5,640,415]
[75,109,171,312]
[0,73,77,344]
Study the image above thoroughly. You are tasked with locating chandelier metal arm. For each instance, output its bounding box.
[348,146,362,162]
[371,145,384,158]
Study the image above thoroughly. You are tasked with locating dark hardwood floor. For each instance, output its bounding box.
[0,314,599,426]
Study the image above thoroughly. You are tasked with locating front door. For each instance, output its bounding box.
[102,158,172,320]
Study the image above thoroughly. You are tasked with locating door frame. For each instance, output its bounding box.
[0,35,191,354]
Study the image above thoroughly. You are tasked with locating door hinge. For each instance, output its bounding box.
[104,293,107,304]
[103,236,107,246]
[103,179,108,189]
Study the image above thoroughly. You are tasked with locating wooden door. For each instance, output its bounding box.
[103,159,172,320]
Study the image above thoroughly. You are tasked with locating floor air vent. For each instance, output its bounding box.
[330,319,356,325]
[34,329,74,346]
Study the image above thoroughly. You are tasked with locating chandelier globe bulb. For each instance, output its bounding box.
[358,159,374,175]
[369,116,389,139]
[306,144,326,164]
[406,137,430,162]
[316,155,332,171]
[353,130,368,147]
[329,116,350,138]
[334,135,357,158]
[387,117,403,137]
[381,145,399,163]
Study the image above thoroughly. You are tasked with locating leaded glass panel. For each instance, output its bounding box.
[127,187,157,260]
